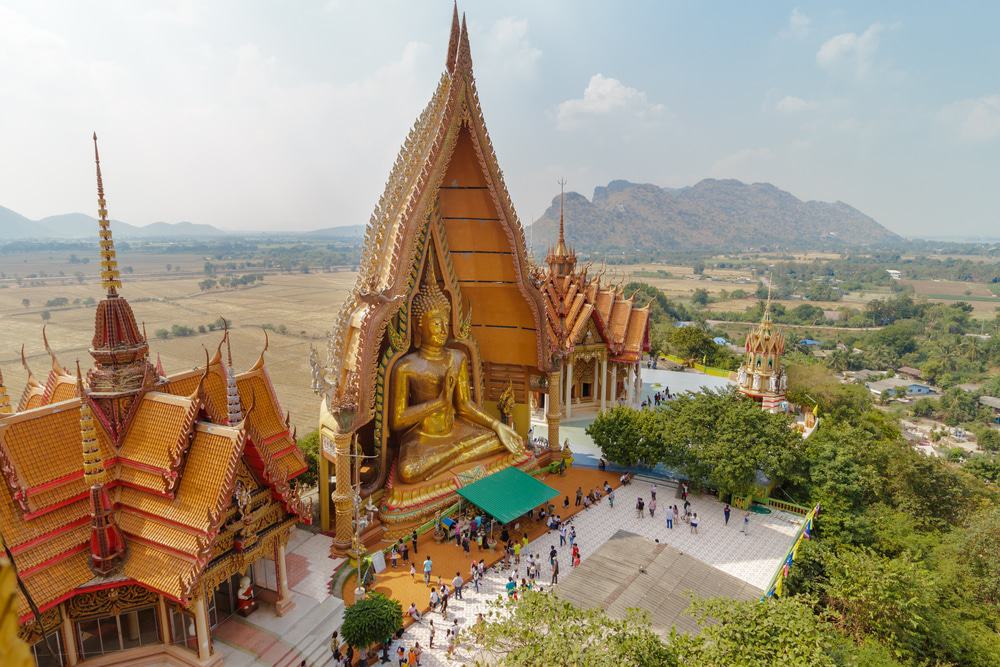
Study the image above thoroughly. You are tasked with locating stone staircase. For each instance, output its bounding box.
[263,596,344,667]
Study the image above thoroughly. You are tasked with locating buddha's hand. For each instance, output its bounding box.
[494,421,525,455]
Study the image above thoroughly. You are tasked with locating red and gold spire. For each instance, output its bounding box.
[87,134,155,435]
[445,1,460,72]
[78,360,126,576]
[546,178,577,277]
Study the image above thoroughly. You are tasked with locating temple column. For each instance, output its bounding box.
[590,359,599,405]
[274,538,294,616]
[564,357,573,419]
[546,366,561,455]
[318,453,330,531]
[330,432,354,551]
[625,365,633,405]
[634,363,643,407]
[60,603,78,666]
[157,594,172,645]
[192,594,211,661]
[600,356,608,412]
[610,364,618,405]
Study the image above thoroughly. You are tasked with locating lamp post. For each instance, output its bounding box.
[348,437,377,601]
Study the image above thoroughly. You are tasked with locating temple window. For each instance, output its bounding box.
[169,605,197,652]
[581,382,592,398]
[76,606,159,659]
[30,630,64,667]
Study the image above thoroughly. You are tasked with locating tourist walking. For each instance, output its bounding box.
[411,529,418,555]
[409,562,416,581]
[428,620,435,649]
[429,587,440,611]
[575,486,583,506]
[650,484,657,501]
[569,526,576,547]
[649,498,657,518]
[690,512,699,534]
[666,509,673,529]
[741,512,750,535]
[453,572,464,600]
[608,489,615,508]
[635,496,645,518]
[401,540,409,563]
[422,556,432,585]
[559,524,567,546]
[551,557,559,585]
[723,503,731,525]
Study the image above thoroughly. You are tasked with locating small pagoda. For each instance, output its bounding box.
[1,136,310,667]
[736,286,787,411]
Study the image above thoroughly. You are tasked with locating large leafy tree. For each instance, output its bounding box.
[471,591,677,666]
[340,593,402,655]
[672,597,840,667]
[585,406,657,467]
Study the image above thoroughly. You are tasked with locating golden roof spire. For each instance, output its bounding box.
[0,368,11,415]
[78,360,106,486]
[555,177,568,256]
[93,133,122,298]
[446,1,460,72]
[762,274,773,327]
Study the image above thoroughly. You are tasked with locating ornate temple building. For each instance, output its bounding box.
[536,185,651,421]
[312,5,559,546]
[735,290,788,411]
[1,137,310,666]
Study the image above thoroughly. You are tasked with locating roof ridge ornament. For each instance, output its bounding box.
[446,1,460,73]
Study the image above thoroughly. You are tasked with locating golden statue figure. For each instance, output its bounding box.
[390,260,524,483]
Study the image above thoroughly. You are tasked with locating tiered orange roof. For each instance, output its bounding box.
[0,137,309,624]
[538,184,650,363]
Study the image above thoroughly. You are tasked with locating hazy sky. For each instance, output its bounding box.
[1,1,998,237]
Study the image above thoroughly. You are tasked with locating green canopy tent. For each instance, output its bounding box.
[456,467,560,526]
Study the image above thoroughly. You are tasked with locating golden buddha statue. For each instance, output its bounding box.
[390,263,524,483]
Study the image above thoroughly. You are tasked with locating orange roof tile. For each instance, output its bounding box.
[118,392,197,470]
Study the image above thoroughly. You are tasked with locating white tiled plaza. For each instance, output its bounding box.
[394,478,801,665]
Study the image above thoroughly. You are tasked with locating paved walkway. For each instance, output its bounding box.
[393,479,800,665]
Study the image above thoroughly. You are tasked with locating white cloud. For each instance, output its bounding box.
[940,94,1000,142]
[557,74,664,130]
[817,23,883,79]
[775,95,818,113]
[710,148,774,177]
[479,17,541,79]
[785,8,811,39]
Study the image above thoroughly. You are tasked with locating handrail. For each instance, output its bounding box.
[762,503,819,600]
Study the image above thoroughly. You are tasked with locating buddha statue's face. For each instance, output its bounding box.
[420,309,450,349]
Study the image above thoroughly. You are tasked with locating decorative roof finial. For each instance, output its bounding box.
[557,177,567,252]
[222,319,242,424]
[42,325,62,372]
[0,368,11,415]
[446,1,460,73]
[93,133,122,298]
[763,273,773,325]
[78,360,105,486]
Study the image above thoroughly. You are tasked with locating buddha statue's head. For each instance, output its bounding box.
[412,261,451,349]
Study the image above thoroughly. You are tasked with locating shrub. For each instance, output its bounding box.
[340,593,402,654]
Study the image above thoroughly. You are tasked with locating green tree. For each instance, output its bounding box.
[586,406,655,467]
[297,430,320,487]
[471,591,676,666]
[673,597,839,667]
[822,548,936,660]
[40,310,50,321]
[21,298,29,308]
[340,593,402,658]
[691,288,710,306]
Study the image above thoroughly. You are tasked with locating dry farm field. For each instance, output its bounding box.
[901,279,1000,317]
[0,249,357,435]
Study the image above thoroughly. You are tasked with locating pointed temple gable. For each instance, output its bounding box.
[315,4,553,544]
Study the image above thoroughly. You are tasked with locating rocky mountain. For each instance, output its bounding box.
[0,206,226,239]
[527,179,901,254]
[302,224,365,239]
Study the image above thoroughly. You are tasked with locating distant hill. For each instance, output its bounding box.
[0,206,226,240]
[527,179,902,254]
[303,225,365,239]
